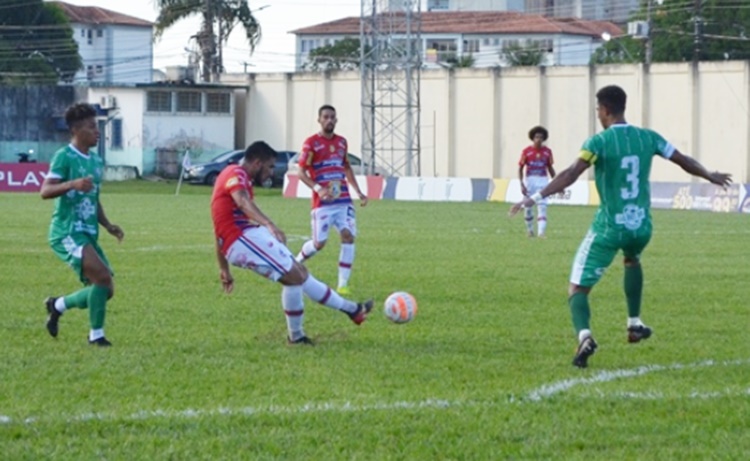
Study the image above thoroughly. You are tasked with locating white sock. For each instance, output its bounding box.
[296,240,318,263]
[302,274,357,313]
[538,217,547,235]
[54,297,67,313]
[524,208,534,233]
[627,317,644,328]
[282,286,305,340]
[578,329,592,343]
[89,329,105,341]
[338,243,355,288]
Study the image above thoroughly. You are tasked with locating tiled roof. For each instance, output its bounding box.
[52,1,153,27]
[291,11,622,38]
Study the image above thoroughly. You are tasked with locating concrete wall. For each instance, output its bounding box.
[245,61,750,182]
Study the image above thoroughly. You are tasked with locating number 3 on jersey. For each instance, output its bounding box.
[620,155,639,200]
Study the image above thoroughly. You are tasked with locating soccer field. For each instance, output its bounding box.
[1,181,748,460]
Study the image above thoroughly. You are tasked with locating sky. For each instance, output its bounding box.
[57,0,362,73]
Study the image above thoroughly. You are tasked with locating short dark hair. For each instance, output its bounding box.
[528,125,548,141]
[596,85,627,115]
[318,104,336,117]
[244,141,276,163]
[64,103,97,131]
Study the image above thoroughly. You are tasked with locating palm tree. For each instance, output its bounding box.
[154,0,261,82]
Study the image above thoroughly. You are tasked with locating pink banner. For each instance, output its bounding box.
[0,163,49,192]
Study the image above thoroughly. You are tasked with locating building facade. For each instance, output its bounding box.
[53,1,154,84]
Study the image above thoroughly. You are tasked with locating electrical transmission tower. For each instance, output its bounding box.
[360,0,421,176]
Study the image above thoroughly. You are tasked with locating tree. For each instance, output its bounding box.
[591,0,750,65]
[0,0,81,84]
[304,38,362,71]
[155,0,261,82]
[442,54,475,68]
[500,42,546,67]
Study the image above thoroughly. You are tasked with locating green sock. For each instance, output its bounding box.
[63,287,92,309]
[624,264,643,318]
[88,285,109,330]
[568,292,591,333]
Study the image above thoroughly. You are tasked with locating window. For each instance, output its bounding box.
[147,91,172,112]
[96,65,103,74]
[176,91,202,112]
[86,65,94,80]
[206,93,231,114]
[81,29,85,37]
[96,29,103,38]
[87,29,92,45]
[464,39,480,53]
[111,119,123,150]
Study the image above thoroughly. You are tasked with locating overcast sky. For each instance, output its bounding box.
[54,0,362,73]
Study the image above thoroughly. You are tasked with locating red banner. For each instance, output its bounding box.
[0,163,49,192]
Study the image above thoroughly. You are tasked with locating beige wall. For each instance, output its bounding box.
[246,61,750,182]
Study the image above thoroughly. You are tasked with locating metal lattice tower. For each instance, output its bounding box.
[360,0,421,176]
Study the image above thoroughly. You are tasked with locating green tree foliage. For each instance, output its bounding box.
[304,38,365,71]
[0,0,81,84]
[155,0,261,81]
[443,54,475,68]
[592,0,750,64]
[500,43,546,67]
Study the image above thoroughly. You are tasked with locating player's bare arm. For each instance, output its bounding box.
[518,165,527,196]
[298,165,333,202]
[343,163,368,206]
[215,240,234,294]
[548,164,557,179]
[230,188,286,244]
[40,176,93,199]
[509,158,590,217]
[668,150,732,187]
[97,202,124,242]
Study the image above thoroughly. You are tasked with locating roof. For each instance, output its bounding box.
[52,1,153,28]
[291,11,622,38]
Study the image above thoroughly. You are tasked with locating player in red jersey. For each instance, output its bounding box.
[211,141,373,345]
[294,105,368,295]
[519,126,556,238]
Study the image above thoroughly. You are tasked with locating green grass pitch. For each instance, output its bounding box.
[1,180,748,460]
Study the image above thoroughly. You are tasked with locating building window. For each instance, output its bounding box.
[464,39,480,53]
[176,91,202,112]
[87,29,92,45]
[96,65,103,74]
[147,91,172,112]
[81,29,85,37]
[96,29,103,38]
[111,119,123,150]
[428,39,458,62]
[86,65,94,80]
[206,93,231,114]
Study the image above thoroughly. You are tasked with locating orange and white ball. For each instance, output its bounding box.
[384,292,417,324]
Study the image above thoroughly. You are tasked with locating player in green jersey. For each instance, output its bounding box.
[40,103,124,347]
[509,85,732,368]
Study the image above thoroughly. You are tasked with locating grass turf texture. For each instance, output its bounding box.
[1,180,748,460]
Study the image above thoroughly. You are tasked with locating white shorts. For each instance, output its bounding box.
[525,176,550,205]
[225,227,295,281]
[310,204,357,244]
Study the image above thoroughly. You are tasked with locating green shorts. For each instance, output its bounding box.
[569,225,651,288]
[50,233,113,284]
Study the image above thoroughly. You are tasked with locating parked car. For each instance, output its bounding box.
[287,152,388,177]
[184,149,295,187]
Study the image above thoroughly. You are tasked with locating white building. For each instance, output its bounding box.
[292,11,621,70]
[53,1,154,84]
[428,0,640,23]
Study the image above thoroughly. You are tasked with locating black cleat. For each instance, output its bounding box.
[347,299,374,325]
[44,297,62,338]
[287,335,314,346]
[627,325,653,343]
[89,337,112,347]
[572,336,598,369]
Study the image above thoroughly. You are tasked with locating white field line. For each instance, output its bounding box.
[1,358,747,425]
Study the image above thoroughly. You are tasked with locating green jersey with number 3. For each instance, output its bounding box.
[580,124,675,232]
[47,144,104,242]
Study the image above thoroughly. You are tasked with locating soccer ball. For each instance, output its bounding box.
[384,292,417,324]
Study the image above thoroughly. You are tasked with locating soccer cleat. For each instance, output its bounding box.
[627,325,653,343]
[572,336,598,368]
[89,337,112,347]
[44,297,62,338]
[347,299,374,325]
[538,233,547,239]
[287,335,314,346]
[527,230,535,238]
[336,286,351,295]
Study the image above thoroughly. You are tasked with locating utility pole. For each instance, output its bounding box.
[693,0,702,64]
